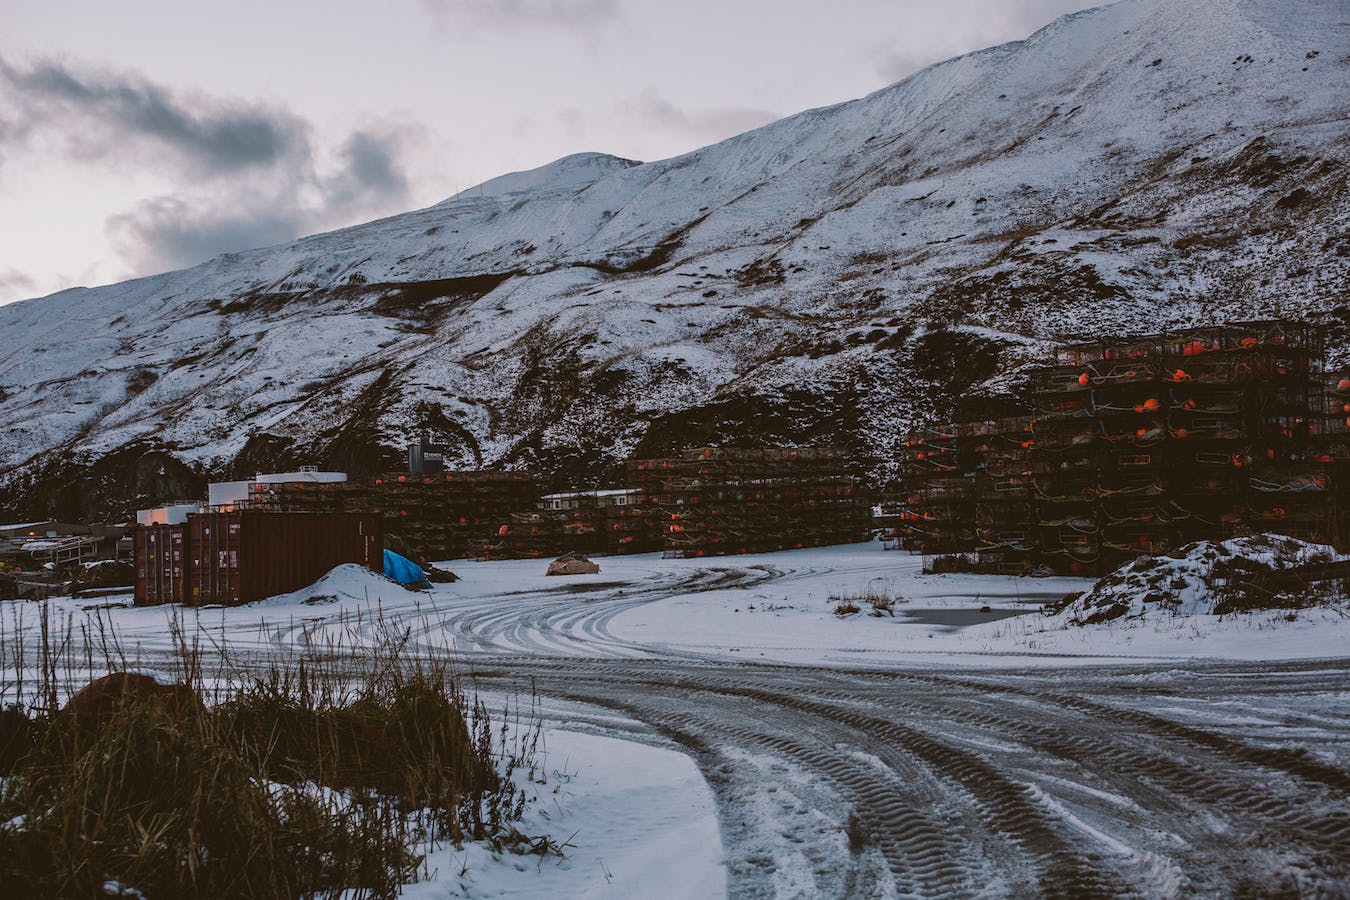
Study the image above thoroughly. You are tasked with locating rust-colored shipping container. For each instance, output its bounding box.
[133,523,189,605]
[188,511,382,605]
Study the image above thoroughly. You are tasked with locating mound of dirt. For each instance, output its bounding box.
[547,551,601,576]
[1049,534,1347,626]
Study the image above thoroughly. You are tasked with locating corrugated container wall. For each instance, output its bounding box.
[189,511,382,605]
[133,523,188,605]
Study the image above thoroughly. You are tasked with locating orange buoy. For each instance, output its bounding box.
[1078,372,1090,386]
[1143,397,1160,410]
[1339,378,1350,392]
[1173,369,1191,381]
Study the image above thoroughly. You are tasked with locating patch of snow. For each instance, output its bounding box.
[407,727,725,899]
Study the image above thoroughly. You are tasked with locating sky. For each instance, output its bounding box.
[0,0,1101,305]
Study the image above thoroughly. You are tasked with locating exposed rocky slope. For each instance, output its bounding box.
[1,0,1347,519]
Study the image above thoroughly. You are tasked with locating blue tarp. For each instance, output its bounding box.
[383,549,430,589]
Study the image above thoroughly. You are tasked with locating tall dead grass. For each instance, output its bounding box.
[0,600,543,899]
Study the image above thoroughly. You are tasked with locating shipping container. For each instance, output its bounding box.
[187,510,382,605]
[133,523,189,605]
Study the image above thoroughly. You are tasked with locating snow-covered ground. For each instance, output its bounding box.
[4,541,1348,897]
[18,542,1346,671]
[406,726,725,900]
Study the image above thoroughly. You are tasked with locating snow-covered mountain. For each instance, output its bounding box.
[2,0,1347,519]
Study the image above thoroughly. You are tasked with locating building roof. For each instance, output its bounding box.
[0,521,51,533]
[541,488,640,500]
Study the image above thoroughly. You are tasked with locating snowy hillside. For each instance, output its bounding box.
[1,0,1347,518]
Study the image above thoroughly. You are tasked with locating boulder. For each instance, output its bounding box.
[62,672,202,734]
[546,551,600,576]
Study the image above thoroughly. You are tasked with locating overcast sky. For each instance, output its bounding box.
[0,0,1100,305]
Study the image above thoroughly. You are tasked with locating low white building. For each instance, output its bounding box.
[539,488,642,512]
[208,468,348,509]
[135,504,203,526]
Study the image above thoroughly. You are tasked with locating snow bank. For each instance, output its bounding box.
[255,564,415,607]
[1048,535,1347,626]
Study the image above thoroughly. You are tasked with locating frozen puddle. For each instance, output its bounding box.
[896,607,1033,628]
[409,728,727,899]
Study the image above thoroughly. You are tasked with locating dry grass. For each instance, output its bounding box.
[0,602,543,899]
[830,581,905,618]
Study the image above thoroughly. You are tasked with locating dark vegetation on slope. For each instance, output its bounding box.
[214,273,517,328]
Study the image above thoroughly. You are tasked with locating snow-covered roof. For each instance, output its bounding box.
[541,488,640,500]
[0,521,50,533]
[253,471,348,484]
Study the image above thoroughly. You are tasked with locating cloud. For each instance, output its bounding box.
[421,0,621,31]
[0,55,424,277]
[0,55,307,177]
[871,0,1102,84]
[876,49,951,84]
[0,268,35,299]
[324,127,414,211]
[621,88,778,144]
[107,122,420,273]
[107,196,308,274]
